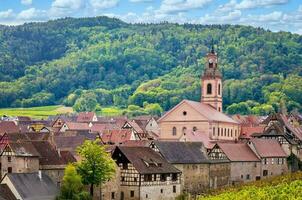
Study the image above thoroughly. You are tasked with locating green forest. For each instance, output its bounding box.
[0,16,301,115]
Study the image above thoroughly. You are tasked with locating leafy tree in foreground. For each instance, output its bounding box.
[56,164,91,200]
[76,140,116,197]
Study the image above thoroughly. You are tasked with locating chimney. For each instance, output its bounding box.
[38,170,42,180]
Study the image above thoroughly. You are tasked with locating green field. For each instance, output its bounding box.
[0,105,125,119]
[0,105,73,119]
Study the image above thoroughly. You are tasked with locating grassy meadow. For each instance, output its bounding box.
[0,105,73,119]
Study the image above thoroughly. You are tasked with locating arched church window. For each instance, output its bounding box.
[172,127,177,136]
[213,127,215,136]
[193,127,197,132]
[182,127,187,134]
[221,128,223,136]
[218,128,220,136]
[207,84,212,94]
[218,84,221,95]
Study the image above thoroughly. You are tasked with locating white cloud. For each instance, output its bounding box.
[50,0,85,17]
[200,10,242,24]
[237,0,289,10]
[89,0,119,10]
[158,0,213,14]
[0,9,15,19]
[17,8,47,20]
[218,0,289,12]
[21,0,33,6]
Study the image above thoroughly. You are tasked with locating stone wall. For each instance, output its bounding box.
[230,162,261,184]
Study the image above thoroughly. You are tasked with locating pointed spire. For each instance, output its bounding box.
[211,38,215,54]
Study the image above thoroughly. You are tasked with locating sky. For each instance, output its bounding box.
[0,0,301,34]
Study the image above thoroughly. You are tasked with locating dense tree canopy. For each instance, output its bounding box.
[0,16,301,115]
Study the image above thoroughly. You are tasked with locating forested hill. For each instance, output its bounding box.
[0,16,301,115]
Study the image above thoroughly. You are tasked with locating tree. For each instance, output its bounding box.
[76,140,116,197]
[226,102,251,115]
[56,164,91,200]
[73,92,98,112]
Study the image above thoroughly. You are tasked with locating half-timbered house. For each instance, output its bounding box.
[209,142,261,184]
[112,146,181,200]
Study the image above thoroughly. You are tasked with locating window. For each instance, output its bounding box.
[235,130,237,137]
[173,185,176,193]
[146,194,148,199]
[218,107,221,112]
[121,177,125,181]
[122,163,128,169]
[193,126,197,132]
[8,167,12,173]
[227,129,229,137]
[231,129,233,137]
[172,127,177,136]
[221,128,223,136]
[246,174,250,180]
[182,127,187,135]
[213,127,215,136]
[281,158,285,164]
[224,128,227,136]
[160,174,166,182]
[130,191,134,197]
[241,175,243,179]
[144,174,152,182]
[218,84,221,95]
[111,192,115,199]
[207,83,212,94]
[271,158,274,165]
[183,111,187,116]
[263,170,268,176]
[218,128,220,136]
[8,156,11,162]
[160,189,163,193]
[172,173,178,181]
[134,177,137,182]
[263,158,268,165]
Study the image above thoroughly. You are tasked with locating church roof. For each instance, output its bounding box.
[159,100,238,124]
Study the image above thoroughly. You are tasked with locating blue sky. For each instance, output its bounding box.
[0,0,301,34]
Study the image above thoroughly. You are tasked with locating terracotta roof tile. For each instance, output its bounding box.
[250,138,287,158]
[217,143,260,162]
[77,112,96,122]
[0,121,19,135]
[64,122,90,131]
[100,129,133,145]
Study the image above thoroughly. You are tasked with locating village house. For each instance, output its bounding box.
[77,112,98,123]
[31,140,76,187]
[0,172,58,200]
[0,121,19,135]
[152,141,230,194]
[247,138,288,178]
[112,146,182,200]
[59,122,90,132]
[253,113,302,161]
[158,48,240,141]
[0,133,40,179]
[209,142,261,184]
[100,129,139,145]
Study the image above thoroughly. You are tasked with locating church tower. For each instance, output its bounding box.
[201,44,223,112]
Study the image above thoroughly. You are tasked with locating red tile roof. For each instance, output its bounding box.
[250,138,287,158]
[217,142,260,162]
[76,112,96,122]
[0,121,19,135]
[100,129,134,145]
[64,122,90,131]
[159,100,238,124]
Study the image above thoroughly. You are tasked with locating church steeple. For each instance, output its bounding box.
[201,43,223,112]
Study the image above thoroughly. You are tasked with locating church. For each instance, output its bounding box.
[158,47,240,141]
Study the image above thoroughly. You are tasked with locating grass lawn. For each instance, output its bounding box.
[0,105,73,119]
